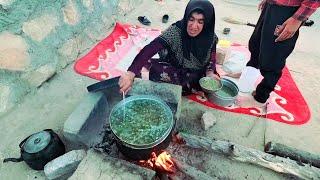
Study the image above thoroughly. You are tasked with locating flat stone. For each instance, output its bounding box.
[0,32,30,71]
[69,150,156,180]
[201,111,217,131]
[44,150,87,180]
[22,64,56,87]
[22,14,59,42]
[62,0,79,25]
[57,37,80,68]
[63,92,108,147]
[70,33,96,58]
[128,78,182,120]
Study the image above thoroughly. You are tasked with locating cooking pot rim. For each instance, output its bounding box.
[109,95,174,149]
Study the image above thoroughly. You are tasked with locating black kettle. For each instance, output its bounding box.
[3,129,65,170]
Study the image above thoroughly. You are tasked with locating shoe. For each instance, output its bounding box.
[303,20,314,27]
[162,14,169,23]
[235,93,266,108]
[138,16,151,26]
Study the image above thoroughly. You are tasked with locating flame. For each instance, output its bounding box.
[155,151,175,173]
[139,151,175,173]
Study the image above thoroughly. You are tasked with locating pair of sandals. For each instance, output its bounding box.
[138,14,169,26]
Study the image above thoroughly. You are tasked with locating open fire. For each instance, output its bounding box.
[139,151,176,174]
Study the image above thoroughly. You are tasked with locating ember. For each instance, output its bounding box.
[139,151,176,174]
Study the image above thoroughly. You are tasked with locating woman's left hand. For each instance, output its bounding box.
[206,71,220,80]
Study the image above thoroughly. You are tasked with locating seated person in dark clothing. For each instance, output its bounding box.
[119,0,219,95]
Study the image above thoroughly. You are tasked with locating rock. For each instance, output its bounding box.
[201,111,217,130]
[22,64,56,87]
[69,150,156,180]
[57,37,80,68]
[74,33,96,53]
[22,14,59,42]
[83,19,113,41]
[0,32,30,71]
[44,150,87,180]
[62,0,79,25]
[63,92,108,147]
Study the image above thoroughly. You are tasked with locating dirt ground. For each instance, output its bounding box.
[1,0,319,179]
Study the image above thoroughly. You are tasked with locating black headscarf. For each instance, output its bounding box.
[178,0,215,60]
[158,0,216,70]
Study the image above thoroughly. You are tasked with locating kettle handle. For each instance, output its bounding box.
[3,156,23,163]
[4,133,32,163]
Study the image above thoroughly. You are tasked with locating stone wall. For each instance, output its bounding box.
[0,0,139,115]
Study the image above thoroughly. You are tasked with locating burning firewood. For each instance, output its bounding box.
[138,150,216,180]
[139,151,176,174]
[176,132,320,180]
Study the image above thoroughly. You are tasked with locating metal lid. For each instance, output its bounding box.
[23,131,51,153]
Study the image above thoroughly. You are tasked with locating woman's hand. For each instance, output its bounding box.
[206,70,220,80]
[119,71,135,94]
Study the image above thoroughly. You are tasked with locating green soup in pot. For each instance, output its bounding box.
[109,97,172,146]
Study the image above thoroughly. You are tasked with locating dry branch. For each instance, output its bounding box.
[177,132,320,180]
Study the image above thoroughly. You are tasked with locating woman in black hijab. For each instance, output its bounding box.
[119,0,219,95]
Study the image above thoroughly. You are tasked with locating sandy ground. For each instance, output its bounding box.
[1,0,319,179]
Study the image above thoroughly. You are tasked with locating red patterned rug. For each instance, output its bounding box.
[74,23,161,80]
[74,23,310,125]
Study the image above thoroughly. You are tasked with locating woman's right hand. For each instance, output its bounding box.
[119,71,135,94]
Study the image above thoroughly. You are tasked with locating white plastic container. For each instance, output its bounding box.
[238,66,260,93]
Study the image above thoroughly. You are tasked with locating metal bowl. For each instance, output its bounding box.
[207,78,239,107]
[199,76,223,93]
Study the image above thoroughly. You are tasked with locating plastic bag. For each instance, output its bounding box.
[222,51,247,74]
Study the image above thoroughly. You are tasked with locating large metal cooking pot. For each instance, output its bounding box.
[109,95,174,160]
